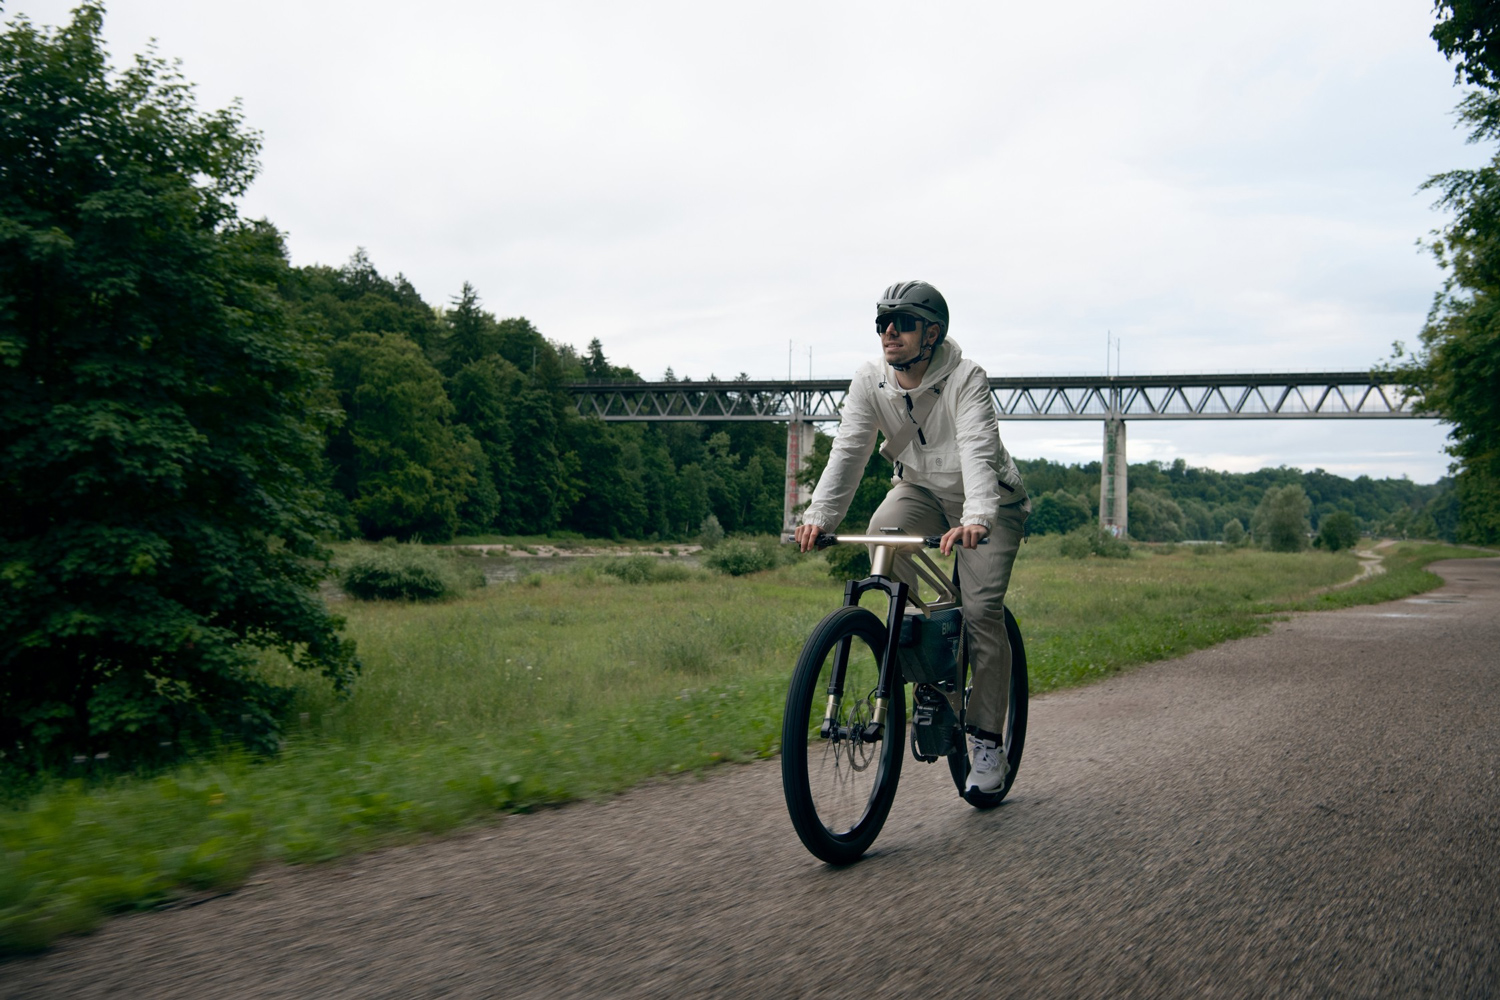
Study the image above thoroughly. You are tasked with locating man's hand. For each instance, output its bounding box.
[939,523,988,556]
[794,523,827,553]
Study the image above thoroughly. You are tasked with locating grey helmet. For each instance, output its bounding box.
[877,280,949,370]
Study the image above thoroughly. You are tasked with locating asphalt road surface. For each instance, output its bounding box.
[4,558,1497,999]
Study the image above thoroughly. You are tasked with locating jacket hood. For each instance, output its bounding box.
[881,337,964,393]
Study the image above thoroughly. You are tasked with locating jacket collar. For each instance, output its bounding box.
[882,337,963,393]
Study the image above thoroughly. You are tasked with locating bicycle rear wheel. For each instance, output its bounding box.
[781,605,905,865]
[949,606,1028,808]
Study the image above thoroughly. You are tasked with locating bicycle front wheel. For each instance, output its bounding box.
[781,605,905,865]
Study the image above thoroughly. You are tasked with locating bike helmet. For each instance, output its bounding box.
[877,280,949,370]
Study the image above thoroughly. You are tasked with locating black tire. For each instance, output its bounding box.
[781,605,905,865]
[948,606,1028,808]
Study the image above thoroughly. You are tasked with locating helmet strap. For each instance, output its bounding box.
[889,329,938,372]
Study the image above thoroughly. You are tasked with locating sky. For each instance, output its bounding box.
[9,0,1487,482]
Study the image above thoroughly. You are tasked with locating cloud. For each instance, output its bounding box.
[11,0,1471,480]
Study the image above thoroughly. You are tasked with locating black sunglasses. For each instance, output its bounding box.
[876,313,924,335]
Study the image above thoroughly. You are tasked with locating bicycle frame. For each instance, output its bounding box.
[814,531,970,746]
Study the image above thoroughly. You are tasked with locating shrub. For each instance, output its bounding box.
[824,542,873,581]
[697,514,725,550]
[1316,511,1362,552]
[340,543,478,601]
[703,536,791,576]
[1222,518,1248,547]
[594,555,693,584]
[1060,526,1133,560]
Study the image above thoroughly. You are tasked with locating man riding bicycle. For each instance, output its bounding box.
[794,280,1029,794]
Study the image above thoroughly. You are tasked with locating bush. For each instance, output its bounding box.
[1222,518,1248,547]
[1060,526,1133,560]
[340,543,478,601]
[703,536,792,576]
[824,542,873,581]
[594,555,693,584]
[697,514,725,550]
[1316,511,1362,552]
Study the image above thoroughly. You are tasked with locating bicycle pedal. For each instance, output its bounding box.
[908,721,939,763]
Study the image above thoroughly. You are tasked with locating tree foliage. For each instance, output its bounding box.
[1432,0,1500,88]
[0,6,357,768]
[1027,490,1092,536]
[1392,1,1500,543]
[1252,485,1311,552]
[1315,511,1362,552]
[326,332,480,540]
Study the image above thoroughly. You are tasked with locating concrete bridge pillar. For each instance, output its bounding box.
[1100,416,1128,538]
[783,417,817,534]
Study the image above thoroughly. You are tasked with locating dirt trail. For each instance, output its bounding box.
[4,558,1498,999]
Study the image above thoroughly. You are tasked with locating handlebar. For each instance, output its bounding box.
[783,532,989,550]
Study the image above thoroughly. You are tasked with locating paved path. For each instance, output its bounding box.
[4,559,1498,999]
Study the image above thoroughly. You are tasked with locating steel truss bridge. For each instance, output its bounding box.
[567,372,1418,423]
[564,372,1423,536]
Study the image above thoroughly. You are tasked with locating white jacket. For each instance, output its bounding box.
[801,338,1027,532]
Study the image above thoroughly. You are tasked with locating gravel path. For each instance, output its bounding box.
[4,558,1498,999]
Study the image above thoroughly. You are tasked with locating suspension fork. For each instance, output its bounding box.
[821,575,908,742]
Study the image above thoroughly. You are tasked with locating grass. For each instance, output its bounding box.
[2,539,1492,954]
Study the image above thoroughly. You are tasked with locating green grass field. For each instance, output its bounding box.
[2,539,1492,953]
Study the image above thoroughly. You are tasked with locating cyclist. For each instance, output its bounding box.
[794,280,1029,794]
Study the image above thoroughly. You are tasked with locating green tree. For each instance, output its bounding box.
[0,6,358,768]
[449,355,523,532]
[285,250,441,352]
[326,332,478,540]
[1316,511,1362,552]
[439,281,497,375]
[1251,485,1311,552]
[1394,1,1500,543]
[1222,518,1247,547]
[1128,488,1187,542]
[1028,490,1092,536]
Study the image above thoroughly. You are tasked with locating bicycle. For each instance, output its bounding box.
[781,529,1028,865]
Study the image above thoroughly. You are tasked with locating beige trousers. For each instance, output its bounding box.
[867,482,1027,738]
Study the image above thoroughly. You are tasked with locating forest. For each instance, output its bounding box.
[290,250,1455,546]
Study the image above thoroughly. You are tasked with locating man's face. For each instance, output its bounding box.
[878,313,938,366]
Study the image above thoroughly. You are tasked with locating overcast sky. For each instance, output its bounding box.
[11,0,1486,482]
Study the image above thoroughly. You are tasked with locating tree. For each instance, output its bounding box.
[1316,511,1362,552]
[326,332,478,540]
[449,355,523,532]
[1432,0,1500,87]
[439,281,497,375]
[1222,518,1247,547]
[1252,485,1311,552]
[0,5,357,768]
[1128,488,1187,542]
[1395,1,1500,543]
[1028,490,1092,536]
[583,338,611,378]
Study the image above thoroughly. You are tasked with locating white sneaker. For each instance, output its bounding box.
[966,734,1008,794]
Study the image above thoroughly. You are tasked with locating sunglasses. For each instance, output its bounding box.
[875,313,925,335]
